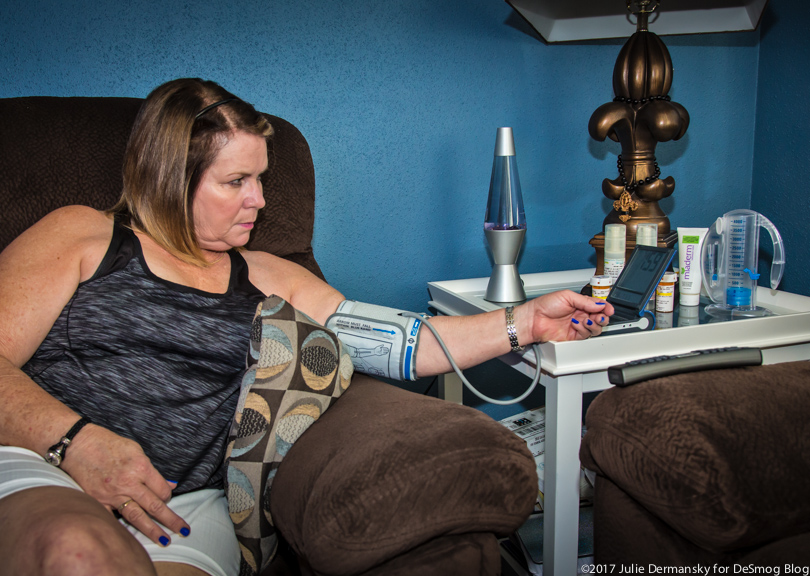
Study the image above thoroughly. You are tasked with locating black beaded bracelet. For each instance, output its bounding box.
[45,416,91,467]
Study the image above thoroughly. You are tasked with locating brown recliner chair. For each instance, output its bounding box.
[0,96,538,576]
[580,361,810,568]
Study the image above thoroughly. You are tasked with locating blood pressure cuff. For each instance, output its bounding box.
[325,300,424,381]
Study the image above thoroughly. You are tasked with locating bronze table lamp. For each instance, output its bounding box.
[588,0,690,274]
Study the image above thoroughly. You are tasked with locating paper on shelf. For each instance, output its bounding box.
[500,407,593,511]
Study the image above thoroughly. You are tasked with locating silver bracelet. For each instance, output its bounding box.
[504,306,524,353]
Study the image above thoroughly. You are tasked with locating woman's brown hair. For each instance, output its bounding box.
[110,78,273,266]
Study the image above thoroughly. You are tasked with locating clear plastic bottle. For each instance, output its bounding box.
[636,223,658,247]
[636,223,659,309]
[604,224,626,280]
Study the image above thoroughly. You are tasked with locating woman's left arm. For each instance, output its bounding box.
[242,250,345,323]
[244,252,612,378]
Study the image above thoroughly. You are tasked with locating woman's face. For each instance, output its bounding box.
[193,130,269,252]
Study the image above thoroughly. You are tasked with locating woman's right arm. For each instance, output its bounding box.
[0,206,106,451]
[0,206,189,545]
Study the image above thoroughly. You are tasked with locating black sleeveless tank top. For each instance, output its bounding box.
[22,221,266,493]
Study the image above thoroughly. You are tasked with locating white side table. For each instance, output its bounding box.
[427,268,810,576]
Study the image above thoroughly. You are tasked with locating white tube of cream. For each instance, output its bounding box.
[677,227,708,306]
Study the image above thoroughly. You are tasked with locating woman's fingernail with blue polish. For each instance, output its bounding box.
[571,318,580,325]
[159,536,170,547]
[595,301,606,305]
[587,319,593,326]
[180,527,191,537]
[601,317,606,322]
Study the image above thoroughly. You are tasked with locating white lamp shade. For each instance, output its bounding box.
[506,0,769,43]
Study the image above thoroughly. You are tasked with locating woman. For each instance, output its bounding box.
[0,78,613,576]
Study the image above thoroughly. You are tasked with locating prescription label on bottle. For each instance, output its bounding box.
[604,258,625,280]
[590,275,612,300]
[655,271,678,313]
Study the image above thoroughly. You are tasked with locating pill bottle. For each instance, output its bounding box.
[604,224,626,280]
[655,271,678,312]
[590,275,612,300]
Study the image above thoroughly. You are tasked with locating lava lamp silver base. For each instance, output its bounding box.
[484,228,527,303]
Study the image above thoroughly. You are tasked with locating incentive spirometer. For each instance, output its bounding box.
[701,209,785,317]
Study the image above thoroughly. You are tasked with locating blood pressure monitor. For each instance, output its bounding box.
[600,245,676,335]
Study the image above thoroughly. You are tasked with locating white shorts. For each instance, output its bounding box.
[0,446,240,576]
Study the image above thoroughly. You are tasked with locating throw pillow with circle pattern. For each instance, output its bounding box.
[225,296,354,575]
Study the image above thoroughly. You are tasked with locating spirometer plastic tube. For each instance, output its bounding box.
[677,227,708,306]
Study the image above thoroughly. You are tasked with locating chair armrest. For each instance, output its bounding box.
[271,375,537,576]
[581,360,810,553]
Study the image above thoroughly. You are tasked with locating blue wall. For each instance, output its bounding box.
[753,0,810,296]
[0,0,773,315]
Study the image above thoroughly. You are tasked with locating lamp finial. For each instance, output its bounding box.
[626,0,659,32]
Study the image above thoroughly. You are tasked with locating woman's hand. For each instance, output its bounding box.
[61,423,190,547]
[519,290,614,343]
